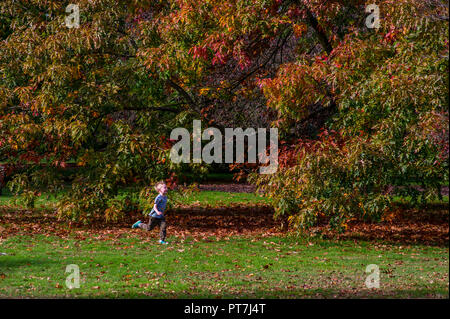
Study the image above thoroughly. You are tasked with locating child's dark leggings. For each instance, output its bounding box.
[139,217,167,241]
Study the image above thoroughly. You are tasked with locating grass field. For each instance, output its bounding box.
[0,187,448,299]
[0,187,447,209]
[0,188,271,208]
[0,234,448,298]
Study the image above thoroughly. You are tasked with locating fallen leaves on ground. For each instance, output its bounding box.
[0,205,448,246]
[197,184,256,193]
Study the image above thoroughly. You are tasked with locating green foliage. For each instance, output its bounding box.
[253,0,449,232]
[56,183,111,224]
[1,0,448,227]
[0,0,179,222]
[138,186,158,216]
[252,132,393,232]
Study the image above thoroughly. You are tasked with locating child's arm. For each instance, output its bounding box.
[153,203,163,215]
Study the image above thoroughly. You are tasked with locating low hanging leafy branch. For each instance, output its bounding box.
[0,0,448,228]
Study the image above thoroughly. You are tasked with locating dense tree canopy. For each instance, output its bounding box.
[0,0,448,227]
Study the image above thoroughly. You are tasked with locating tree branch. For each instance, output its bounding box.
[228,28,293,92]
[122,104,184,113]
[165,78,196,107]
[305,8,333,55]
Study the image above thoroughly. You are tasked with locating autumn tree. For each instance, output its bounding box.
[0,1,182,222]
[253,0,449,231]
[1,0,448,227]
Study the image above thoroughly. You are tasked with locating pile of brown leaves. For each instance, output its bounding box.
[0,204,448,245]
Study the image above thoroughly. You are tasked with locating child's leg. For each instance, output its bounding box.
[159,219,167,241]
[138,217,157,231]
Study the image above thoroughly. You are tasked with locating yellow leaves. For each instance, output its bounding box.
[14,86,33,104]
[199,87,210,96]
[77,152,90,167]
[69,120,88,145]
[130,141,137,154]
[218,14,235,29]
[293,23,307,38]
[71,65,82,80]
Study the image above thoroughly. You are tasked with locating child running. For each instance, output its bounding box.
[132,181,168,244]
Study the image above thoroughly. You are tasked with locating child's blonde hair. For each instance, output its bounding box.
[155,181,166,192]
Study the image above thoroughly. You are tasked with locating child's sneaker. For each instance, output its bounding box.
[159,240,168,245]
[131,220,142,229]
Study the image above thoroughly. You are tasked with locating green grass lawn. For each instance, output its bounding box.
[171,191,270,207]
[0,188,271,209]
[0,234,448,298]
[0,188,60,207]
[0,187,446,210]
[1,186,448,298]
